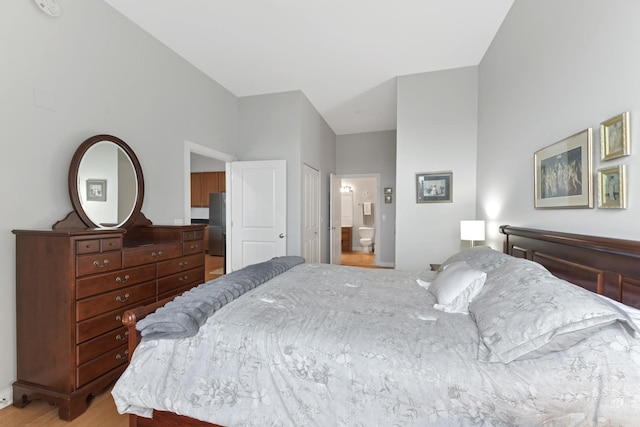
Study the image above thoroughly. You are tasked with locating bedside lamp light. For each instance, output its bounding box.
[460,220,485,247]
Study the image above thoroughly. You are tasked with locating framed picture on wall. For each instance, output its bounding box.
[597,164,626,209]
[86,179,107,202]
[600,111,630,161]
[534,128,593,209]
[416,172,452,203]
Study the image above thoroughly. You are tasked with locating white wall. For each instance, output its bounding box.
[336,130,396,266]
[0,0,238,396]
[396,67,479,270]
[477,0,640,248]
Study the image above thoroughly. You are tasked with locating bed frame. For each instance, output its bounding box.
[121,225,640,426]
[500,225,640,309]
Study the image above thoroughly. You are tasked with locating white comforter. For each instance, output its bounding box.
[112,262,640,426]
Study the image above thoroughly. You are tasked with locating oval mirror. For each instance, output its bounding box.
[69,134,144,229]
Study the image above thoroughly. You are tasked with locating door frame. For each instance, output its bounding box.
[338,173,381,267]
[183,140,235,272]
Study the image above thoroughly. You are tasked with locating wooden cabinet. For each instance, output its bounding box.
[341,227,352,252]
[12,224,205,421]
[190,171,225,207]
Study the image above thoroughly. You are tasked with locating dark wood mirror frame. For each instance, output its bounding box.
[53,134,150,230]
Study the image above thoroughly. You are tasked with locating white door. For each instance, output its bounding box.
[230,160,287,271]
[329,173,342,264]
[302,164,320,263]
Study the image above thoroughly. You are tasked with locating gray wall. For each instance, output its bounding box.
[0,0,238,396]
[301,96,337,263]
[336,130,397,266]
[238,91,336,261]
[396,67,479,270]
[477,0,640,248]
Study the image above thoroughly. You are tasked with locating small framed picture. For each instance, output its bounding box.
[384,187,393,195]
[416,172,452,203]
[384,195,392,204]
[600,112,630,161]
[86,179,107,202]
[597,165,626,209]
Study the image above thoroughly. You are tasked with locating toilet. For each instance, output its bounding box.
[358,227,375,253]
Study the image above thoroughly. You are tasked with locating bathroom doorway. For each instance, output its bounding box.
[338,174,380,268]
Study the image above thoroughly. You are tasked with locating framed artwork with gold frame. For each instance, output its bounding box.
[597,164,626,209]
[534,128,593,209]
[600,112,630,161]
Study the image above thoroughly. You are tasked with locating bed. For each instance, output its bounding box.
[112,226,640,426]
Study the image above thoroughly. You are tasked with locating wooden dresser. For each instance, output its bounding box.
[12,224,205,420]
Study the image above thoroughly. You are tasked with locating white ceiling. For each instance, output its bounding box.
[103,0,513,135]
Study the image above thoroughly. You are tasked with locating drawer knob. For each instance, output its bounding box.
[152,251,163,258]
[115,275,130,283]
[179,261,189,268]
[115,293,130,303]
[190,244,199,250]
[116,331,129,341]
[178,275,189,282]
[116,315,122,322]
[93,259,110,268]
[116,350,129,360]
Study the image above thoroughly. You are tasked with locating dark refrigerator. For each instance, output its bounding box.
[208,192,226,257]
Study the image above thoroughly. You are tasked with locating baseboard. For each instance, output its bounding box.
[0,386,12,410]
[377,261,394,268]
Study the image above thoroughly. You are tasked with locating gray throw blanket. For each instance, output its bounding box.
[136,256,305,340]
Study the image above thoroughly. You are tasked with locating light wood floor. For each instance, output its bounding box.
[341,250,377,268]
[205,254,225,279]
[0,386,127,427]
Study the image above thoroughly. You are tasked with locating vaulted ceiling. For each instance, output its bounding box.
[103,0,514,135]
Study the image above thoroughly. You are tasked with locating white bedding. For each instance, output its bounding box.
[112,254,640,426]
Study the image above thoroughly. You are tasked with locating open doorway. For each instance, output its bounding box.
[183,141,235,276]
[338,174,380,268]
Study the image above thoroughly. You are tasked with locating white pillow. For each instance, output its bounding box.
[429,261,487,314]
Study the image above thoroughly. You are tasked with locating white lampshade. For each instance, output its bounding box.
[460,220,485,245]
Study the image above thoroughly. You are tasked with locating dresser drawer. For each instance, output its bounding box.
[157,266,205,297]
[76,239,101,255]
[157,253,204,278]
[76,252,123,277]
[101,237,122,252]
[122,242,182,268]
[76,264,156,299]
[158,282,199,301]
[76,281,156,322]
[76,326,129,365]
[183,229,205,241]
[76,297,155,343]
[76,344,128,388]
[75,237,122,255]
[183,240,204,255]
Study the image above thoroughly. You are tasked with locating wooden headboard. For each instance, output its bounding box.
[500,225,640,309]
